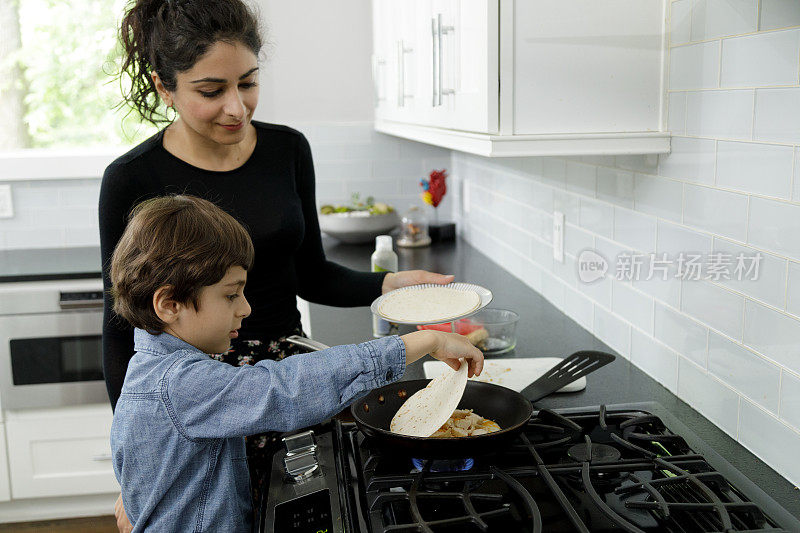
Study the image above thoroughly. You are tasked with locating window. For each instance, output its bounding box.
[0,0,159,152]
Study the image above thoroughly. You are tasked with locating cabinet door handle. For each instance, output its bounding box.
[396,40,413,107]
[92,453,112,461]
[372,55,386,107]
[431,17,439,106]
[438,13,455,103]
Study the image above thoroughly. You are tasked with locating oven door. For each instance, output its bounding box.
[0,310,107,410]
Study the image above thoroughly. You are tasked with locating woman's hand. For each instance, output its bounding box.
[401,330,483,377]
[382,270,454,294]
[115,494,133,533]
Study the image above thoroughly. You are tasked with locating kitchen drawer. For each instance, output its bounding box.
[5,404,118,499]
[0,424,10,502]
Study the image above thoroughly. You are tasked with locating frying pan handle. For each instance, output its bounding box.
[285,335,330,352]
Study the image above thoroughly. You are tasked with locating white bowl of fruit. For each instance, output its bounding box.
[319,195,399,244]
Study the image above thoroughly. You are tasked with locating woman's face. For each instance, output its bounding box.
[159,40,260,146]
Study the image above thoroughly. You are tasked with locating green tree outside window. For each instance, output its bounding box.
[0,0,160,150]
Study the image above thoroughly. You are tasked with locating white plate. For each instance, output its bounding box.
[370,282,493,325]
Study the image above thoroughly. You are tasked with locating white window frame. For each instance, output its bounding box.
[0,147,128,182]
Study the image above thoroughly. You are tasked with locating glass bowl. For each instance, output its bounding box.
[417,308,519,355]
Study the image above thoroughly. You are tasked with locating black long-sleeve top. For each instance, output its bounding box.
[99,121,385,410]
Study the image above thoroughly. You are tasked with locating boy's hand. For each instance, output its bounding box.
[115,493,133,532]
[428,331,484,377]
[401,330,483,377]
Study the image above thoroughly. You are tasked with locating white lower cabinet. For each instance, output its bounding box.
[0,424,10,502]
[5,404,119,499]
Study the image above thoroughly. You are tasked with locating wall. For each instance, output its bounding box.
[452,0,800,485]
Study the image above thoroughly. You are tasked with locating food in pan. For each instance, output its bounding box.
[379,286,480,323]
[390,359,468,437]
[429,409,501,438]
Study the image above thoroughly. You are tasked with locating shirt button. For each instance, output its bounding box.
[386,369,393,380]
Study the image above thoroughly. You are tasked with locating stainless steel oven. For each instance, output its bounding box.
[0,278,107,410]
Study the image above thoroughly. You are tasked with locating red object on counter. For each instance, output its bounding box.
[416,319,483,335]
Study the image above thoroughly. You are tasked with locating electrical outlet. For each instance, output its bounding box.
[0,185,13,219]
[462,181,471,214]
[553,211,564,263]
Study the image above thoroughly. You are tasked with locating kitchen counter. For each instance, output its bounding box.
[309,236,800,519]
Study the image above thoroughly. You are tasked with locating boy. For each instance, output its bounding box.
[109,195,483,532]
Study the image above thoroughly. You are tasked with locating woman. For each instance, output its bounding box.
[102,0,453,526]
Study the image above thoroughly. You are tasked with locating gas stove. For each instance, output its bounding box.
[259,402,800,532]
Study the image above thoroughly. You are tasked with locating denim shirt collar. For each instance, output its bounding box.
[133,328,202,356]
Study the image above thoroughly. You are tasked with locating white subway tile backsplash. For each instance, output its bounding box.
[372,159,420,179]
[541,272,566,309]
[670,0,692,46]
[667,91,688,135]
[716,141,794,198]
[678,357,740,436]
[553,190,580,225]
[579,198,614,239]
[565,162,597,197]
[669,41,721,90]
[786,262,800,317]
[721,29,800,87]
[581,272,613,309]
[613,208,657,252]
[630,330,679,392]
[597,168,635,208]
[541,158,567,189]
[708,331,781,412]
[612,282,655,335]
[754,88,800,144]
[739,399,800,486]
[681,280,744,339]
[564,285,594,331]
[690,0,758,41]
[780,370,800,431]
[315,160,371,181]
[564,224,594,258]
[656,302,710,366]
[685,90,754,139]
[759,0,800,31]
[656,220,714,256]
[631,254,683,308]
[658,136,716,184]
[593,305,631,359]
[794,148,800,202]
[712,238,787,309]
[633,174,683,222]
[748,197,800,261]
[614,154,659,175]
[683,184,748,241]
[743,299,800,368]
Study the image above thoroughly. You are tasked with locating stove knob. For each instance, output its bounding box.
[283,449,319,483]
[282,429,317,456]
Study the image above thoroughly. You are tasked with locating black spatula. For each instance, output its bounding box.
[520,350,615,403]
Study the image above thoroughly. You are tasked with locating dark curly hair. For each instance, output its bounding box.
[118,0,263,125]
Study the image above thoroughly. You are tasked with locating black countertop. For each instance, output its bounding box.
[309,236,800,520]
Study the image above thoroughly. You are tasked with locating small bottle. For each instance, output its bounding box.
[372,235,399,337]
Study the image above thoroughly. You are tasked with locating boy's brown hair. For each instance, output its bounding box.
[110,194,254,331]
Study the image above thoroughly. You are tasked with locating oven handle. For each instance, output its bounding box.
[59,290,104,310]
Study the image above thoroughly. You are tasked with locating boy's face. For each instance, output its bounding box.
[168,266,251,354]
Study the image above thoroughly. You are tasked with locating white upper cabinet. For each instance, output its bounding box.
[372,0,670,157]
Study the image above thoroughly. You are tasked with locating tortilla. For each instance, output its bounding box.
[390,359,469,437]
[379,286,480,323]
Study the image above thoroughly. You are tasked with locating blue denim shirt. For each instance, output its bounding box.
[111,329,405,532]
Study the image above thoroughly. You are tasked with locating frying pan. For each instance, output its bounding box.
[350,379,533,458]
